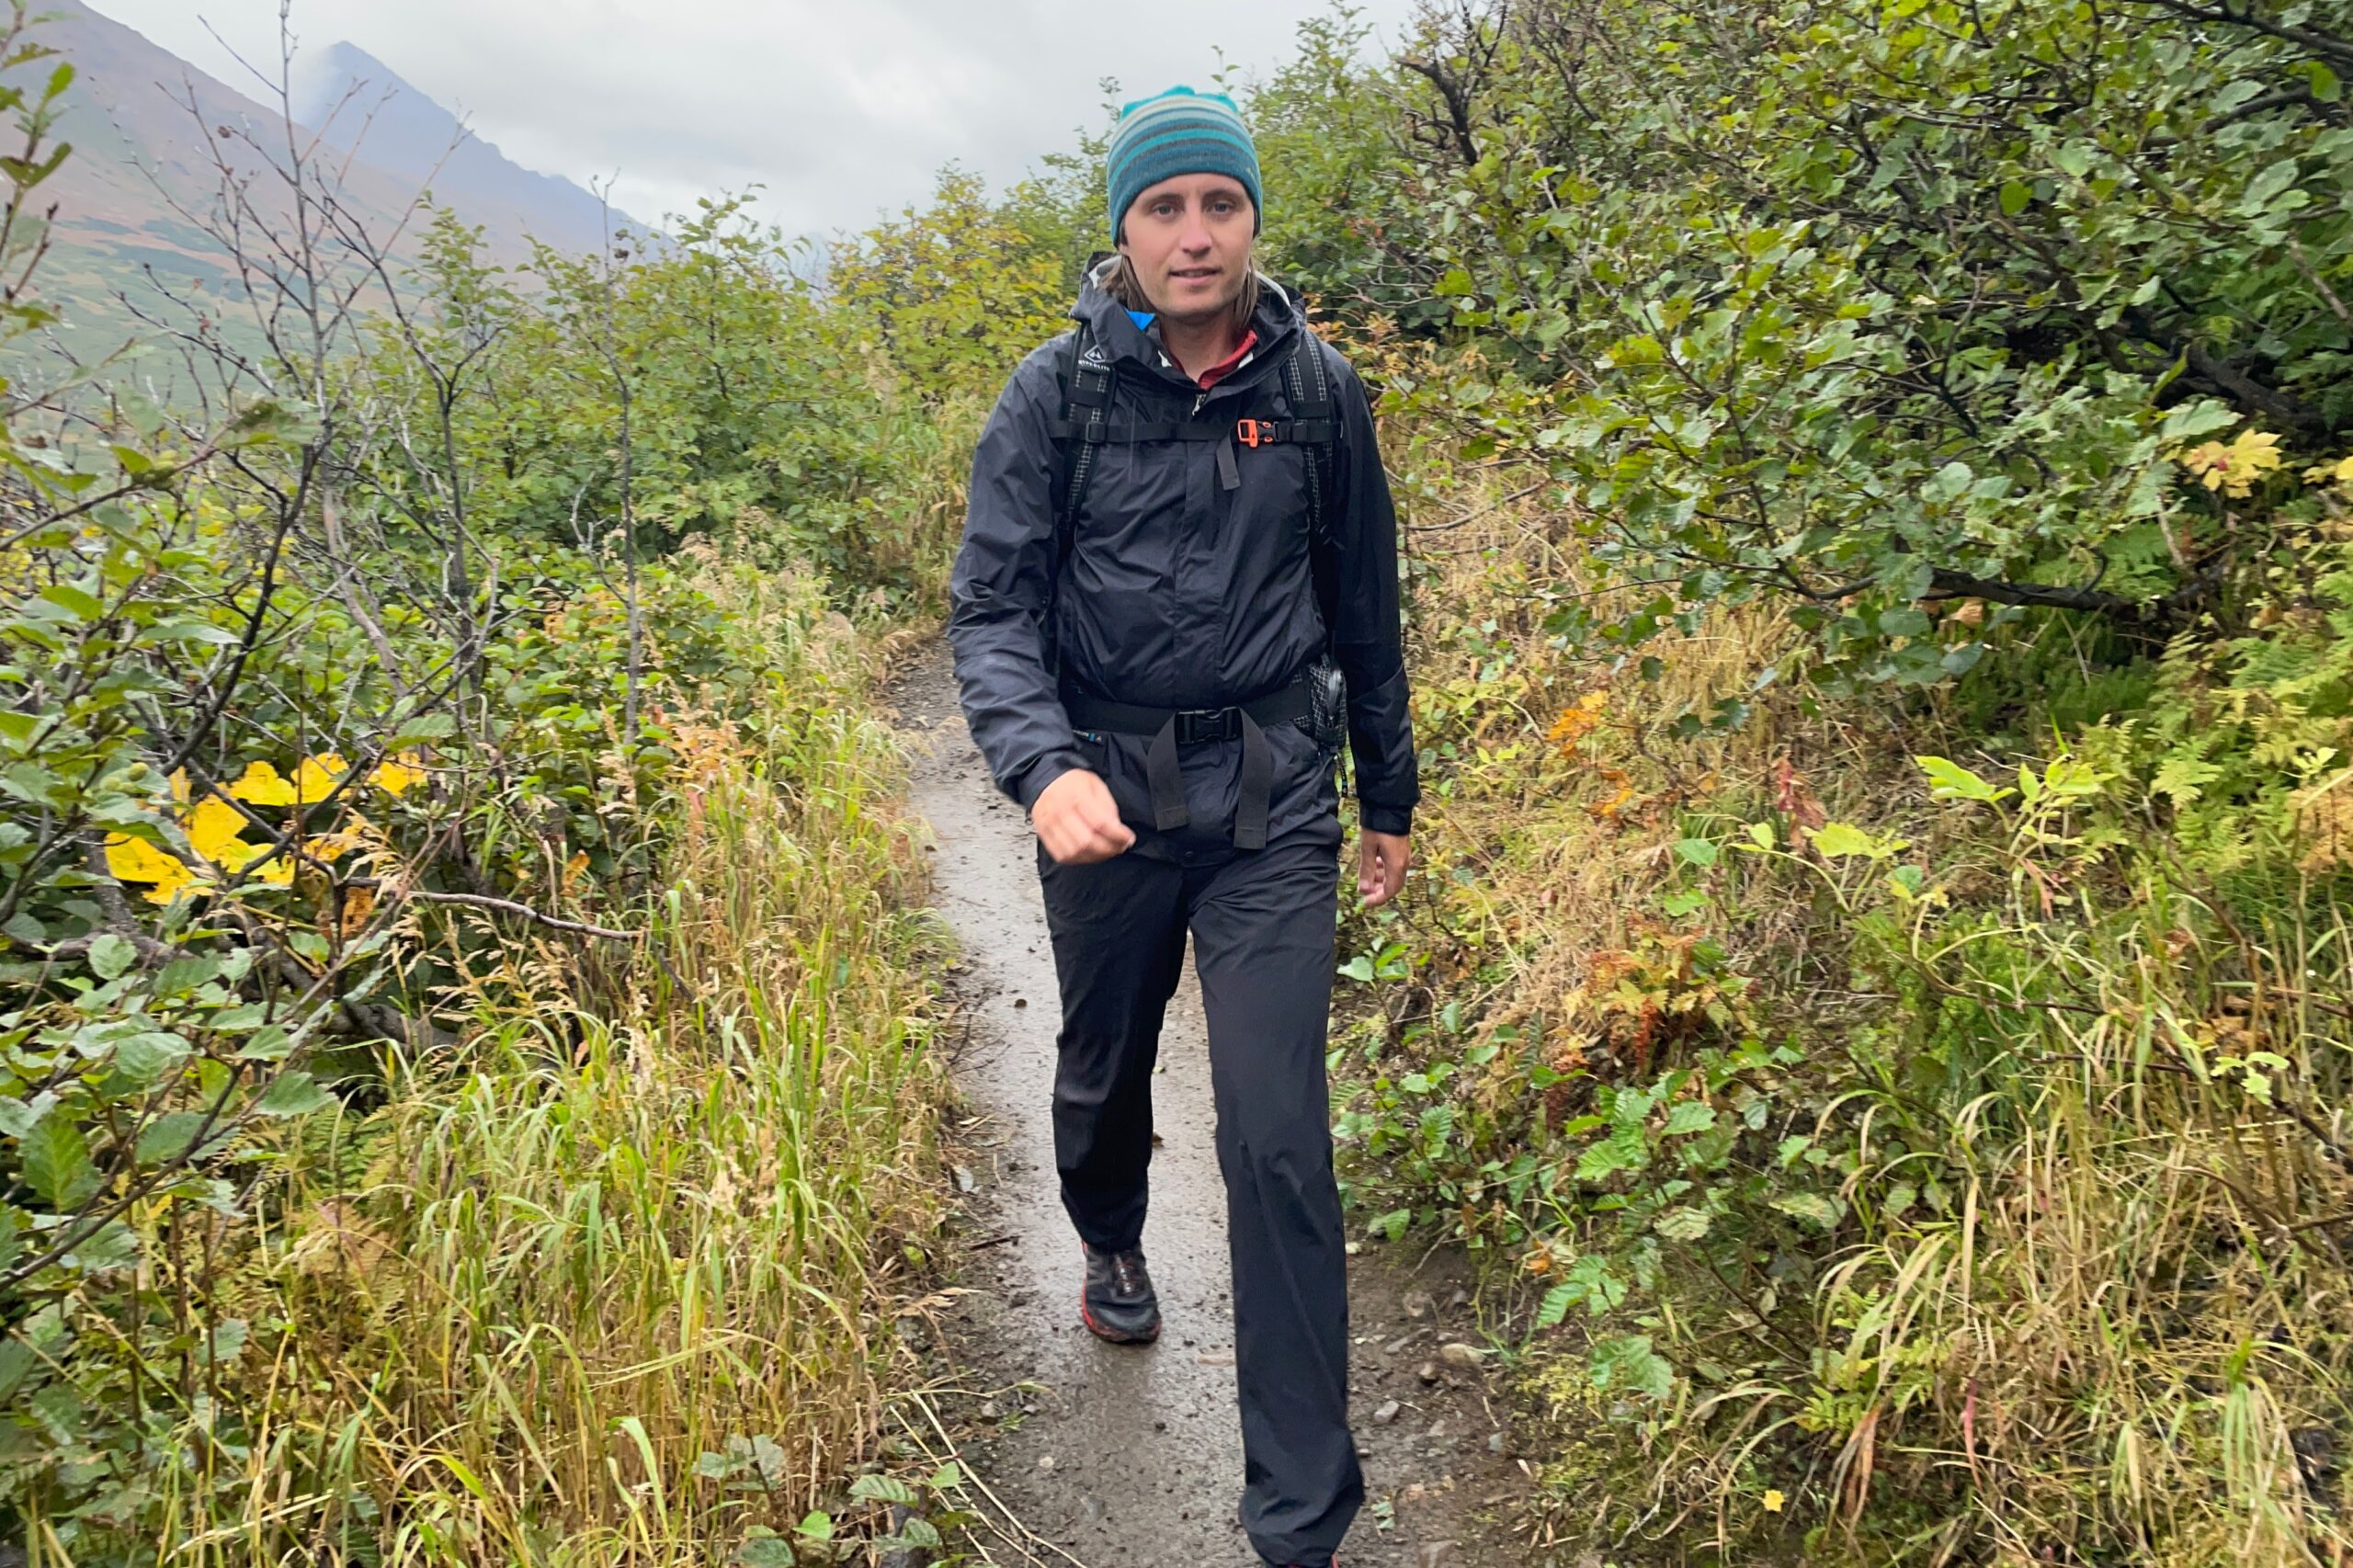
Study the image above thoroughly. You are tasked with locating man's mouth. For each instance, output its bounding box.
[1170,267,1220,283]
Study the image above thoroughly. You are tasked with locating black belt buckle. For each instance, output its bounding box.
[1174,707,1239,745]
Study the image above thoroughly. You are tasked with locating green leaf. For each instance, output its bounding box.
[1672,837,1719,868]
[734,1540,796,1568]
[2242,156,2301,212]
[21,1115,97,1209]
[255,1071,335,1118]
[2152,756,2225,806]
[36,582,102,621]
[1589,1334,1676,1401]
[136,1111,220,1164]
[66,1220,136,1271]
[1916,755,2012,804]
[1536,1279,1576,1329]
[793,1511,835,1541]
[148,618,241,647]
[1771,1192,1846,1232]
[1661,1101,1717,1136]
[1654,1206,1713,1241]
[1338,954,1376,983]
[389,712,458,746]
[1998,179,2031,215]
[0,1089,57,1138]
[112,1030,189,1085]
[85,932,136,981]
[206,1317,248,1364]
[1808,822,1883,858]
[851,1473,922,1506]
[0,1336,34,1403]
[1574,1125,1648,1181]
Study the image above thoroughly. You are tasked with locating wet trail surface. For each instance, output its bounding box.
[896,648,1532,1568]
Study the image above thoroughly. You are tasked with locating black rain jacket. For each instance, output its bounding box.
[949,271,1418,861]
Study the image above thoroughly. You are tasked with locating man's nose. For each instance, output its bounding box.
[1178,210,1213,251]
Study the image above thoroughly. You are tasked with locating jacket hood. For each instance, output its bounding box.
[1071,256,1306,383]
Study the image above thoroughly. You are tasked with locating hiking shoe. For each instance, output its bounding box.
[1079,1244,1160,1344]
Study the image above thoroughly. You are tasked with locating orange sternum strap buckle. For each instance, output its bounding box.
[1235,417,1332,449]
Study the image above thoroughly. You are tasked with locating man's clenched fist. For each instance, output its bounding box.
[1032,768,1136,865]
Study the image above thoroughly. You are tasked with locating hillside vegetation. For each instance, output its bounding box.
[1248,5,2353,1563]
[0,7,988,1560]
[5,0,2353,1565]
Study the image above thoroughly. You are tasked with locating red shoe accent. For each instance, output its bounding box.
[1078,1289,1161,1345]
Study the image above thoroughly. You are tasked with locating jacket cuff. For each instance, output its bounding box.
[1013,751,1087,811]
[1358,801,1415,836]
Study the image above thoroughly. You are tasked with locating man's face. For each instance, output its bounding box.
[1117,174,1256,324]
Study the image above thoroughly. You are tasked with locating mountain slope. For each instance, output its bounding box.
[295,41,640,257]
[23,1,631,353]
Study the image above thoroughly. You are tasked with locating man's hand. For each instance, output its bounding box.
[1358,830,1410,907]
[1032,768,1136,865]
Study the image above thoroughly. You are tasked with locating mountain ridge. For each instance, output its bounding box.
[295,40,642,256]
[28,0,642,349]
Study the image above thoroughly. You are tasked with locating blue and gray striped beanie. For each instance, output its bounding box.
[1106,85,1262,244]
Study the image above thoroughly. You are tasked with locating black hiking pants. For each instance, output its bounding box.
[1037,822,1360,1568]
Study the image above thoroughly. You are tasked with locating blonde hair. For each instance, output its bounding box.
[1100,252,1262,340]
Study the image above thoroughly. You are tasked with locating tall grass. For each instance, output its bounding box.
[35,572,946,1567]
[1334,436,2353,1563]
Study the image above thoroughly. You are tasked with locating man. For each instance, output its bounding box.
[949,85,1416,1568]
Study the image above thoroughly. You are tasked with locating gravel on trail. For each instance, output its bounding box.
[896,646,1536,1568]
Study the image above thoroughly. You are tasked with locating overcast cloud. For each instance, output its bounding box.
[85,0,1422,239]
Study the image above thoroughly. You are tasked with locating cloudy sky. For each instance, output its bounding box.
[85,0,1423,238]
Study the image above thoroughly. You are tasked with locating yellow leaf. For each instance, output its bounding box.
[244,853,293,887]
[139,866,198,905]
[179,797,290,886]
[292,754,349,803]
[225,760,298,805]
[106,833,196,907]
[306,826,366,862]
[1763,1489,1786,1514]
[370,752,426,796]
[184,797,255,866]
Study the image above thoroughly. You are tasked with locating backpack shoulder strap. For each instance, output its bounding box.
[1056,321,1116,538]
[1044,323,1114,678]
[1281,331,1343,650]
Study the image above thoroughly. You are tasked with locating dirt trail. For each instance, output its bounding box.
[897,647,1534,1568]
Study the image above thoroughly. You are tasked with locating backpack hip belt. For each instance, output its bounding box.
[1062,673,1317,853]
